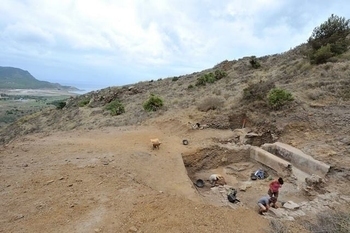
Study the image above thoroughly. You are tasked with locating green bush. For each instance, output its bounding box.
[267,88,293,109]
[143,94,164,112]
[56,101,66,109]
[78,98,90,107]
[105,100,125,115]
[195,70,226,86]
[196,73,215,86]
[310,44,334,64]
[172,77,179,81]
[47,99,67,109]
[188,84,194,89]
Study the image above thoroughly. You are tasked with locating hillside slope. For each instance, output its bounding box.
[1,45,350,170]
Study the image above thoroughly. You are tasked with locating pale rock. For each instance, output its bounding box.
[283,201,300,210]
[239,184,247,191]
[268,208,285,218]
[129,226,138,232]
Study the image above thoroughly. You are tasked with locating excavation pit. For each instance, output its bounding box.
[181,143,335,218]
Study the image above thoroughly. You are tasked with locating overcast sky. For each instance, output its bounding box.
[1,0,349,90]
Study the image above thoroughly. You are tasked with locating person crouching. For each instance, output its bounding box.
[257,196,277,215]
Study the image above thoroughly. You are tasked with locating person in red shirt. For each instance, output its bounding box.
[268,177,284,208]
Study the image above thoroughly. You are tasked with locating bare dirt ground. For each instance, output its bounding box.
[0,112,313,233]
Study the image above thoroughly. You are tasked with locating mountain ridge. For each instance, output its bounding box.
[0,66,79,91]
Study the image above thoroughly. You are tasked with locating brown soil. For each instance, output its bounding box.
[0,112,311,233]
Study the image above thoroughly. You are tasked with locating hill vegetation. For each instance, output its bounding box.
[0,66,78,90]
[1,14,350,146]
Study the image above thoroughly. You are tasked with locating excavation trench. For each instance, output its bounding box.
[181,142,332,218]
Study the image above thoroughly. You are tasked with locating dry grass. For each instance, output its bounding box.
[303,211,350,233]
[197,97,224,112]
[267,219,289,233]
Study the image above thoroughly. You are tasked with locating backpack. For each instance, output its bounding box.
[254,169,265,179]
[227,188,239,203]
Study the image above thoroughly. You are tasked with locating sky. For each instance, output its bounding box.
[0,0,349,91]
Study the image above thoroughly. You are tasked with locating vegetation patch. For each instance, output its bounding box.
[143,94,164,112]
[78,98,90,107]
[267,88,293,109]
[195,70,227,86]
[249,56,261,69]
[105,99,125,115]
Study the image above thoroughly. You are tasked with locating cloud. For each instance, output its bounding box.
[0,0,349,88]
[2,23,55,45]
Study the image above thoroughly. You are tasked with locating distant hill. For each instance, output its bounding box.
[0,66,79,90]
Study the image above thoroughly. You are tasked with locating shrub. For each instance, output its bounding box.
[249,56,261,69]
[195,73,215,86]
[172,77,179,81]
[105,99,125,115]
[195,76,207,86]
[197,97,224,112]
[243,81,275,102]
[310,44,334,64]
[143,94,164,112]
[267,88,293,109]
[78,98,90,107]
[214,70,227,79]
[47,100,66,109]
[188,84,194,89]
[56,101,66,109]
[195,70,226,86]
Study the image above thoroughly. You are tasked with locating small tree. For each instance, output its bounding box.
[143,94,164,112]
[267,88,293,110]
[308,14,350,63]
